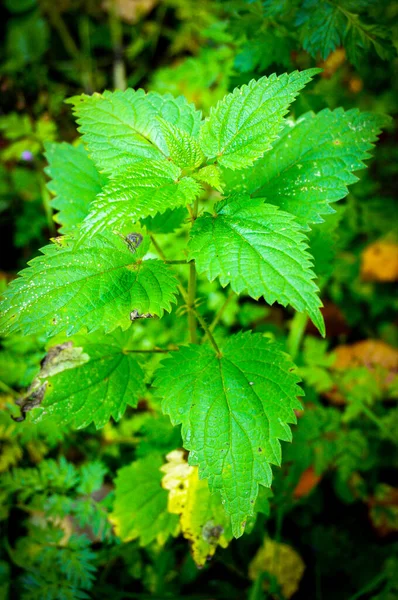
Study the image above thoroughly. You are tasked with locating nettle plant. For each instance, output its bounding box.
[0,69,388,542]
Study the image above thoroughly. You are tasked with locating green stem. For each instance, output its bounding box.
[78,15,94,94]
[109,0,126,90]
[287,312,308,361]
[361,404,389,434]
[163,260,190,265]
[44,4,80,59]
[0,380,19,398]
[203,290,235,344]
[188,198,199,344]
[39,174,55,235]
[188,261,198,343]
[150,233,221,355]
[348,572,387,600]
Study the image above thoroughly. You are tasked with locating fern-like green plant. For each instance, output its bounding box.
[0,70,389,540]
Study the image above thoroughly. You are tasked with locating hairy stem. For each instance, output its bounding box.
[202,290,235,344]
[188,261,198,343]
[150,233,221,356]
[287,312,308,361]
[188,198,199,343]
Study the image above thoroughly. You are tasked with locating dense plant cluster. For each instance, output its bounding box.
[0,1,397,599]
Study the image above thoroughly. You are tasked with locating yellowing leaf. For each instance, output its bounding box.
[249,539,305,599]
[361,241,398,282]
[161,450,232,567]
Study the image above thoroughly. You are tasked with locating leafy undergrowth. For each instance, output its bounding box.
[0,1,397,599]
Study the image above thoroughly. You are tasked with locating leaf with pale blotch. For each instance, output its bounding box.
[157,118,205,169]
[0,231,178,337]
[155,331,303,537]
[80,159,201,238]
[68,89,201,174]
[199,69,320,170]
[161,450,232,567]
[30,330,146,429]
[110,454,180,546]
[45,142,106,234]
[223,108,390,227]
[189,195,324,335]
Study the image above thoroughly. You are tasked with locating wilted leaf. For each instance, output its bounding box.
[161,450,232,567]
[361,241,398,282]
[249,538,305,599]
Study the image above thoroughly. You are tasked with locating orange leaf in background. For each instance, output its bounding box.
[320,48,346,78]
[334,340,398,374]
[325,339,398,404]
[102,0,158,24]
[361,241,398,282]
[293,467,322,499]
[368,484,398,536]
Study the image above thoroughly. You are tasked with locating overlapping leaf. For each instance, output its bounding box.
[189,195,324,335]
[45,142,105,234]
[0,232,178,337]
[199,68,320,170]
[157,118,205,169]
[224,109,389,227]
[30,330,146,429]
[80,159,201,238]
[155,331,303,537]
[110,454,180,546]
[161,450,232,567]
[68,89,201,174]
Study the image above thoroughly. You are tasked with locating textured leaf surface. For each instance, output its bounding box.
[155,332,303,536]
[69,89,201,174]
[157,118,205,169]
[0,232,178,337]
[199,69,320,170]
[81,159,201,238]
[45,142,105,234]
[30,330,146,429]
[110,454,180,546]
[189,195,324,335]
[225,109,389,227]
[161,450,232,567]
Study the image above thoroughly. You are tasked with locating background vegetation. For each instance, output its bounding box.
[0,1,397,598]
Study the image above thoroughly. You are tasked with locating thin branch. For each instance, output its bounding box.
[188,261,198,343]
[202,290,235,343]
[150,233,221,356]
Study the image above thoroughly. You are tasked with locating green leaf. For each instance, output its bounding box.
[80,159,201,238]
[155,331,303,537]
[0,232,178,337]
[157,118,205,169]
[68,90,201,175]
[110,454,180,546]
[141,206,187,234]
[225,109,390,227]
[189,195,324,335]
[296,0,393,63]
[199,69,320,170]
[30,330,146,429]
[45,142,105,234]
[192,164,224,192]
